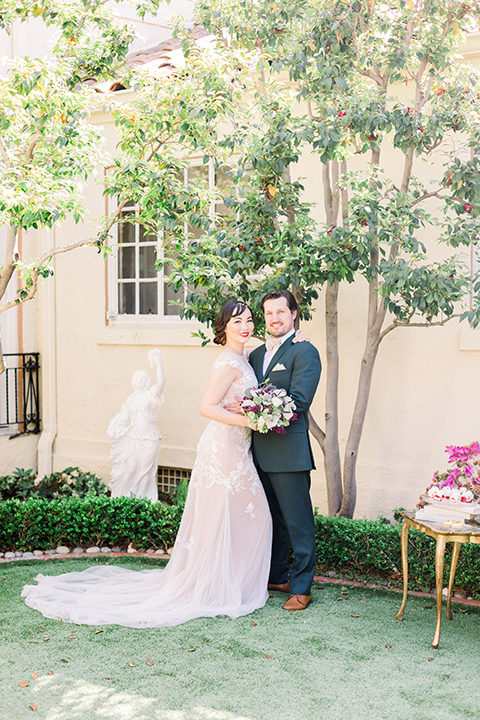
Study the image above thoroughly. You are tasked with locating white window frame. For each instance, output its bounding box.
[106,157,221,325]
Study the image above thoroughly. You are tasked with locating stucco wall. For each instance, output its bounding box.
[42,49,480,518]
[0,433,38,475]
[2,26,480,519]
[47,102,480,519]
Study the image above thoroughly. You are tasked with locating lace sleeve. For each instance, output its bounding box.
[213,352,245,373]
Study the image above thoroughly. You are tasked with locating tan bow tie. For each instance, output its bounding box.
[265,335,282,352]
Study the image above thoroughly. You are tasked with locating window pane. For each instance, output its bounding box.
[188,165,209,186]
[187,224,205,239]
[139,282,158,315]
[139,226,157,243]
[139,245,157,278]
[215,202,234,218]
[163,263,182,316]
[118,211,136,244]
[118,246,135,279]
[215,165,233,193]
[119,283,135,314]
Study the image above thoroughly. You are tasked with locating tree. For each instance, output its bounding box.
[167,0,480,516]
[0,0,238,373]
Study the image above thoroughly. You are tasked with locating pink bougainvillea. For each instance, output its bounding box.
[420,442,480,507]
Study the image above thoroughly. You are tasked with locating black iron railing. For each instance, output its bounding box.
[0,353,41,436]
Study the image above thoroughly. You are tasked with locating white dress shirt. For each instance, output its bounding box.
[262,329,295,376]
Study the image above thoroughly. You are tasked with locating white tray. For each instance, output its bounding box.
[422,495,480,514]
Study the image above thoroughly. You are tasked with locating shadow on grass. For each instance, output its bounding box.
[1,557,480,720]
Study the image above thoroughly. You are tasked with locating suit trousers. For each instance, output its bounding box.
[257,468,316,596]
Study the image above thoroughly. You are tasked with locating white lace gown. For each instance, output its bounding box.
[22,351,272,628]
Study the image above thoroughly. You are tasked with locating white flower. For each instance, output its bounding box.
[257,417,267,432]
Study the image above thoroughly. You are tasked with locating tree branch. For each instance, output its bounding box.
[308,411,325,453]
[256,40,269,102]
[307,101,321,122]
[25,133,41,160]
[0,236,101,316]
[401,145,415,194]
[351,25,386,87]
[0,137,9,163]
[409,188,449,207]
[378,312,460,343]
[0,226,18,301]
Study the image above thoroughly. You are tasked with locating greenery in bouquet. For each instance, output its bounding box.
[419,442,480,508]
[240,383,297,434]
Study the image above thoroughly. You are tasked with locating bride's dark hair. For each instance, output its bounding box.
[213,299,252,345]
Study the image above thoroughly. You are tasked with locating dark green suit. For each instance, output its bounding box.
[249,336,321,595]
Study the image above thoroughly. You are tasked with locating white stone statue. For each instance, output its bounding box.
[107,349,165,502]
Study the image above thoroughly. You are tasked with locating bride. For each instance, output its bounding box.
[22,299,272,628]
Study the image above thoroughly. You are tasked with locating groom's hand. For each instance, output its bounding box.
[224,395,244,415]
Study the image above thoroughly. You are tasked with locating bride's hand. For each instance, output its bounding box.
[292,329,311,343]
[224,396,244,415]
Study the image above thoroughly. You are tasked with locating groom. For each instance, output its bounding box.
[249,290,321,611]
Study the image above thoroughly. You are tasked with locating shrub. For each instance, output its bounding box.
[0,496,183,551]
[0,467,109,500]
[3,497,480,597]
[315,514,480,597]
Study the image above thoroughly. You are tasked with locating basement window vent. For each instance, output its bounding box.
[157,466,191,495]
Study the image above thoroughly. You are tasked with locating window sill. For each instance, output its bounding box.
[459,329,480,351]
[97,321,212,347]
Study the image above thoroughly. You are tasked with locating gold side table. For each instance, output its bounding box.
[396,512,480,648]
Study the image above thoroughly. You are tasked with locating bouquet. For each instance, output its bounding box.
[419,442,480,507]
[240,383,297,434]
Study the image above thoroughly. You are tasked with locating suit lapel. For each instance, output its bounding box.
[263,336,294,380]
[251,345,266,383]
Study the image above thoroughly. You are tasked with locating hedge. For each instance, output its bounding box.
[315,515,480,597]
[2,497,480,596]
[0,496,183,552]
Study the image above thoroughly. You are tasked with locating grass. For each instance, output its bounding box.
[1,556,480,720]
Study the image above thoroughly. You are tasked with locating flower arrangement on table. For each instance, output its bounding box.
[418,442,480,508]
[240,383,297,434]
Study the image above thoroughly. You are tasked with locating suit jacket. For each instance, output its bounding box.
[249,337,321,473]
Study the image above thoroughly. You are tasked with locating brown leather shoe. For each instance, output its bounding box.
[282,593,312,611]
[267,581,290,593]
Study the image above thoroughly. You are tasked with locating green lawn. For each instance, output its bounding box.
[1,556,479,720]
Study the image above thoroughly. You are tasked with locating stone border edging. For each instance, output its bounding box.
[313,574,480,608]
[0,547,170,562]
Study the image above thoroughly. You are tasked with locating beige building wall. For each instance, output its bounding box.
[0,1,195,475]
[2,21,479,520]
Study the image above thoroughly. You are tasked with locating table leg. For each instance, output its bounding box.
[396,519,410,621]
[446,542,461,621]
[433,536,447,649]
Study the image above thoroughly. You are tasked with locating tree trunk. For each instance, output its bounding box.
[320,159,343,513]
[0,225,17,300]
[336,143,384,518]
[324,279,342,514]
[338,326,381,517]
[0,225,17,375]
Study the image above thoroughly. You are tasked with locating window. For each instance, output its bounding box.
[157,466,191,496]
[107,161,234,322]
[117,208,160,316]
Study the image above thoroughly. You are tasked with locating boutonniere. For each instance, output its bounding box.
[272,363,286,372]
